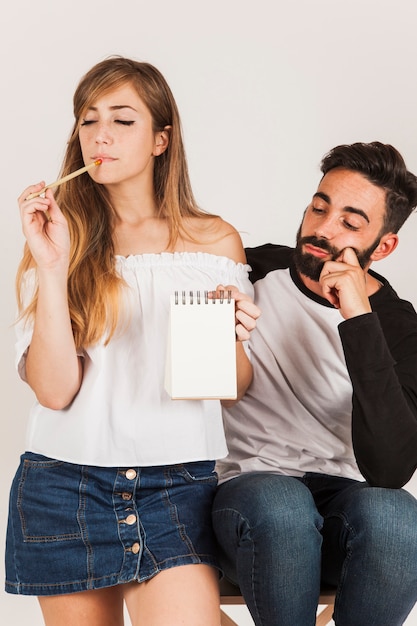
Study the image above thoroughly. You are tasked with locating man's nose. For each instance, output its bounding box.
[314,216,337,240]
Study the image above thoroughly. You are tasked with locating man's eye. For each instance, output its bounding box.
[343,221,360,231]
[312,206,325,214]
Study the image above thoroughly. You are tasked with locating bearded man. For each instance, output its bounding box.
[213,142,417,626]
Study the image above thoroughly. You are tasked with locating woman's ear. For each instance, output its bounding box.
[371,232,399,261]
[153,125,171,156]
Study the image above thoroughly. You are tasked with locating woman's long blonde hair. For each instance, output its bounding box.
[16,56,210,349]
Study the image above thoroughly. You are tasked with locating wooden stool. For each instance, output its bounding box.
[220,579,336,626]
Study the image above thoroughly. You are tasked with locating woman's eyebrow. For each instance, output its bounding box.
[86,104,138,112]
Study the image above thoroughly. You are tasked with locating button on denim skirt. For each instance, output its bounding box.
[5,452,220,596]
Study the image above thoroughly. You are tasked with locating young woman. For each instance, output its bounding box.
[5,56,259,626]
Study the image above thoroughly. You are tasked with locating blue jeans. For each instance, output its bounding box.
[212,472,417,626]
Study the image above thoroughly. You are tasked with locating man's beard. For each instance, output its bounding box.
[293,227,381,282]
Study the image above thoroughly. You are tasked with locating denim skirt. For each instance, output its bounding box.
[5,452,220,596]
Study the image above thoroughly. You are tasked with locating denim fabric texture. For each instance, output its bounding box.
[212,472,417,626]
[6,452,219,596]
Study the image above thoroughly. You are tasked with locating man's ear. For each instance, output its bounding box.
[371,232,399,261]
[153,125,171,156]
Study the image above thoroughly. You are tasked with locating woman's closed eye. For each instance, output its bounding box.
[80,119,135,126]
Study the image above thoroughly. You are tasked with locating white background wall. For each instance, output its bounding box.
[1,1,417,624]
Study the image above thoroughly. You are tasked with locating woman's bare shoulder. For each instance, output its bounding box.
[181,216,246,263]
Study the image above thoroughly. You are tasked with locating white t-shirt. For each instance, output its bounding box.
[217,254,362,483]
[15,252,252,467]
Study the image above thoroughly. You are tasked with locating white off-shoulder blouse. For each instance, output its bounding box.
[15,252,252,467]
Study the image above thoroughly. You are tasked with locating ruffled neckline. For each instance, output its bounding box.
[115,251,250,272]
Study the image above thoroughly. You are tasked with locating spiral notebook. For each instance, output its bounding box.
[164,290,237,400]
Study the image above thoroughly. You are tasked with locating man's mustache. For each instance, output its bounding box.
[298,236,340,258]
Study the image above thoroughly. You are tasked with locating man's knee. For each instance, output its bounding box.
[212,473,322,539]
[346,486,417,551]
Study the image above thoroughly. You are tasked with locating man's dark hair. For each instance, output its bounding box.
[320,141,417,233]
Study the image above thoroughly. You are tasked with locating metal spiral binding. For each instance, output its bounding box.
[173,290,232,304]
